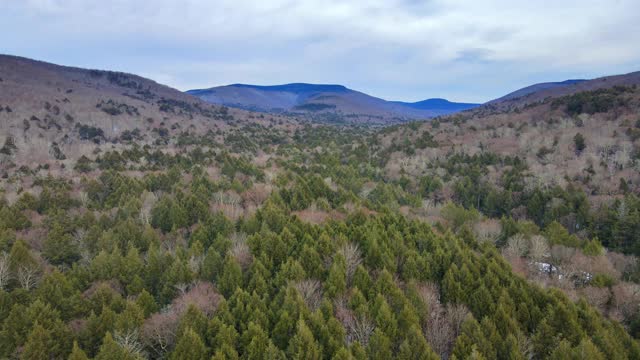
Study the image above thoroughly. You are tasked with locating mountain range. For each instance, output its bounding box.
[187,74,640,123]
[1,54,638,134]
[187,83,479,123]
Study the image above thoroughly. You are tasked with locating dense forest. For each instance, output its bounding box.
[2,58,640,359]
[1,116,640,359]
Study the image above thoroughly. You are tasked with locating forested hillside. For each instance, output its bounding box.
[1,56,640,359]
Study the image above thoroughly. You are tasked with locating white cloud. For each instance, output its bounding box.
[1,0,639,102]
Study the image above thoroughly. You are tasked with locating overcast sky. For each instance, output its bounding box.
[2,0,639,102]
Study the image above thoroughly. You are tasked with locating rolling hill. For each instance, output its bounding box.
[2,54,640,359]
[484,72,640,111]
[0,54,300,170]
[187,83,479,124]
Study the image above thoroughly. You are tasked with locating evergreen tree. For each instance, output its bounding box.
[170,328,208,360]
[43,223,79,265]
[287,319,321,360]
[325,255,347,298]
[573,133,586,154]
[367,329,392,360]
[396,325,438,360]
[95,332,141,360]
[219,255,243,298]
[21,323,53,360]
[68,341,89,360]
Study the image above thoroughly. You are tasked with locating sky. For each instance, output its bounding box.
[1,0,639,103]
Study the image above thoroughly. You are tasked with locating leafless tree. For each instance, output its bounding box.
[610,283,640,323]
[426,305,453,358]
[580,286,610,314]
[338,243,362,284]
[607,252,637,281]
[473,219,502,244]
[292,279,323,311]
[115,329,145,358]
[188,255,204,274]
[142,279,220,356]
[527,235,550,262]
[503,234,528,258]
[172,281,221,316]
[78,191,89,207]
[73,229,92,265]
[142,310,179,358]
[416,282,440,309]
[173,282,190,295]
[417,282,469,359]
[336,308,375,347]
[229,233,252,270]
[16,264,40,290]
[139,191,157,225]
[549,245,576,267]
[334,298,374,346]
[0,252,10,290]
[446,304,470,336]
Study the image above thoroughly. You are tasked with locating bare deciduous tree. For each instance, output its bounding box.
[417,282,469,359]
[607,252,637,281]
[580,286,610,314]
[549,245,576,267]
[142,310,179,358]
[188,255,204,274]
[115,329,145,358]
[338,243,362,284]
[139,191,157,225]
[528,235,550,262]
[503,234,528,259]
[473,219,502,244]
[142,281,221,357]
[229,233,252,270]
[0,252,10,290]
[292,279,323,311]
[16,264,40,290]
[172,281,221,316]
[334,298,374,346]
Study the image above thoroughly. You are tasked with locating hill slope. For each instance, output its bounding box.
[483,72,640,111]
[187,83,479,124]
[492,79,587,102]
[0,55,298,169]
[1,54,640,359]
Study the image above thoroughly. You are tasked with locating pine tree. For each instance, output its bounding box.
[170,328,208,360]
[287,319,321,360]
[135,289,158,317]
[21,323,52,360]
[95,332,140,360]
[68,341,89,360]
[43,223,79,265]
[325,255,347,298]
[218,255,243,298]
[372,295,397,342]
[36,270,81,320]
[397,325,439,360]
[367,329,392,360]
[211,323,238,354]
[333,347,354,360]
[244,322,279,360]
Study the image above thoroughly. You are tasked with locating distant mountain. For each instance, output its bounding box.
[187,83,479,124]
[391,98,479,112]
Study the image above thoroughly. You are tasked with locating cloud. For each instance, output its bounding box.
[1,0,639,102]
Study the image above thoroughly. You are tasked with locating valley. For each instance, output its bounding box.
[1,54,639,359]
